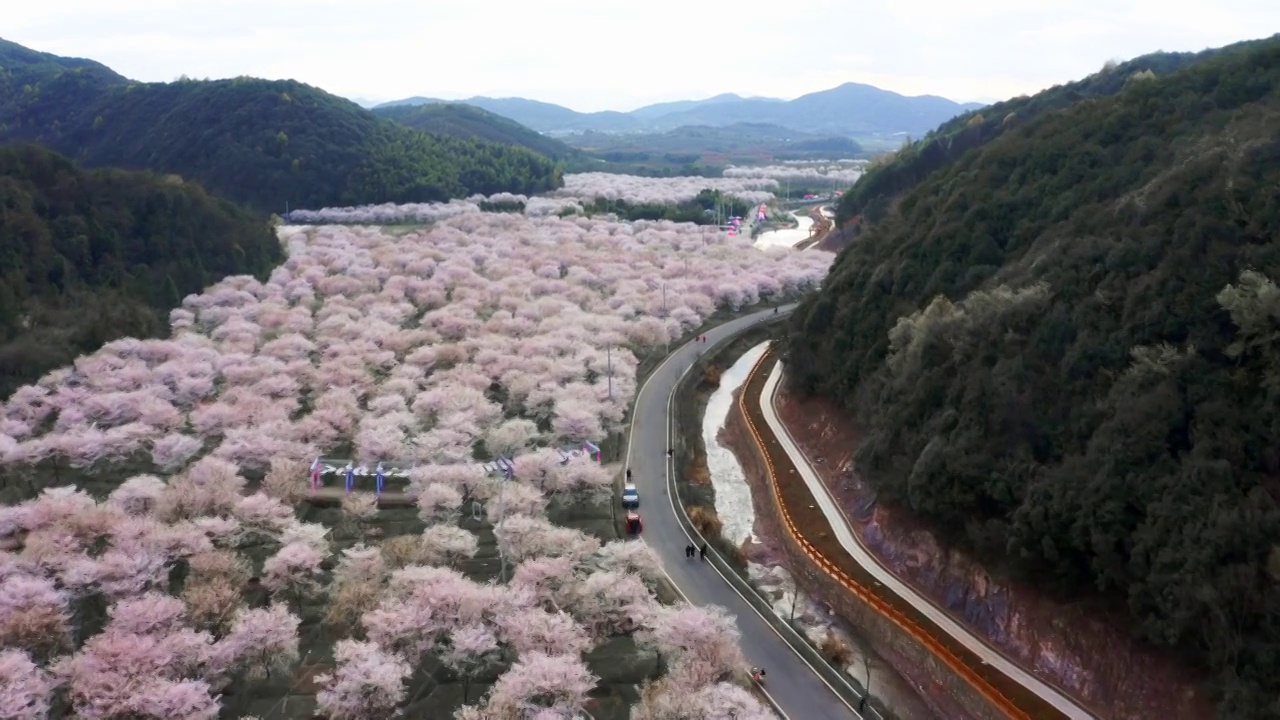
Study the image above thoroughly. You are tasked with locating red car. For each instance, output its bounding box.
[625,511,643,536]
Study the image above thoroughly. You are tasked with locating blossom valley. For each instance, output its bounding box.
[0,193,830,719]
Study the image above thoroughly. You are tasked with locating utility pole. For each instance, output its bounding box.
[496,476,508,582]
[606,344,613,400]
[789,574,799,623]
[859,653,873,715]
[661,282,667,317]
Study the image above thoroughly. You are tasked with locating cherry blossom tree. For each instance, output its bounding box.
[441,623,505,705]
[556,172,777,205]
[493,515,599,566]
[315,639,411,720]
[56,593,222,720]
[416,482,463,524]
[325,544,387,634]
[587,541,665,591]
[233,492,296,541]
[633,677,776,720]
[62,543,173,601]
[484,418,539,458]
[550,397,604,443]
[510,556,578,612]
[361,566,502,665]
[108,474,167,516]
[278,521,331,555]
[181,549,250,633]
[460,652,596,719]
[213,604,301,680]
[0,649,59,720]
[340,493,379,524]
[409,463,489,502]
[260,457,309,504]
[0,185,836,720]
[102,592,191,637]
[638,605,746,687]
[485,480,548,520]
[570,570,653,640]
[549,455,612,504]
[157,459,247,522]
[0,573,71,660]
[151,433,204,472]
[510,448,564,493]
[418,525,479,568]
[725,162,863,184]
[493,606,592,659]
[262,541,324,613]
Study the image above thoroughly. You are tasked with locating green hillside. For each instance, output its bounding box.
[0,39,562,213]
[0,144,284,397]
[834,33,1280,227]
[373,102,582,161]
[785,37,1280,717]
[0,36,127,89]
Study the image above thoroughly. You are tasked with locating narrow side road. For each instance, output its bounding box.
[627,305,859,720]
[745,346,1098,720]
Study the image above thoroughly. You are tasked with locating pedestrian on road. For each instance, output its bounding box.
[699,543,707,561]
[685,544,694,558]
[626,468,631,481]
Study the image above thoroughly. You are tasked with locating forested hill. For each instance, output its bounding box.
[0,37,127,88]
[373,102,584,162]
[833,33,1280,227]
[784,37,1280,717]
[0,38,563,213]
[0,144,283,397]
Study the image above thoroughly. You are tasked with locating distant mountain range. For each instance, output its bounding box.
[0,37,563,213]
[371,103,582,162]
[375,85,985,139]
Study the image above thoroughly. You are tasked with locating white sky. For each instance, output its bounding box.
[6,0,1277,112]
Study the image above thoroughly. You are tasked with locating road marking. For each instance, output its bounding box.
[623,308,863,720]
[741,347,1046,720]
[760,360,1094,719]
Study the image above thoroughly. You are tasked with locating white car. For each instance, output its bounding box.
[621,483,639,509]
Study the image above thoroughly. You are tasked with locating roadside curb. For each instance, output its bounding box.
[741,346,1035,720]
[662,315,872,719]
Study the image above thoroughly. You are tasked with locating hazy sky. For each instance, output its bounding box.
[7,0,1277,111]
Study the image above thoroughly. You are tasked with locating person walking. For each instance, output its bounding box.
[685,544,695,559]
[699,543,707,561]
[626,467,632,481]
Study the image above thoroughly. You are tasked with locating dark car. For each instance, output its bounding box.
[622,482,639,509]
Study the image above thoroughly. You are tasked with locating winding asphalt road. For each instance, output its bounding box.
[759,361,1096,720]
[626,304,859,720]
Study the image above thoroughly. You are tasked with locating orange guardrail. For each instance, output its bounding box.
[738,347,1033,720]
